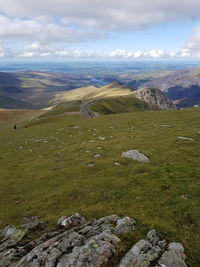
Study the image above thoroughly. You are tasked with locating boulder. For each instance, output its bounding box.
[121,150,150,162]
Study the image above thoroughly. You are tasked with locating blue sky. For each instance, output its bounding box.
[0,0,200,59]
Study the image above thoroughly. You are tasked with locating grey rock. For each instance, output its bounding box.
[87,162,96,167]
[98,137,106,141]
[121,150,150,162]
[57,231,120,267]
[57,213,86,228]
[22,216,41,231]
[94,154,101,158]
[119,230,165,267]
[147,229,162,246]
[177,136,194,141]
[114,162,120,166]
[1,225,17,239]
[0,214,188,267]
[133,87,175,110]
[114,217,136,235]
[158,242,187,267]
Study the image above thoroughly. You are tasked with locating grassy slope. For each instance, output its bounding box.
[89,96,151,115]
[0,108,200,265]
[0,109,46,129]
[40,100,82,118]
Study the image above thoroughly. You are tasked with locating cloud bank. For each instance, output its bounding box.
[0,0,200,31]
[0,43,199,59]
[0,0,200,58]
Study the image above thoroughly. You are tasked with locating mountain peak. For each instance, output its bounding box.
[134,86,176,110]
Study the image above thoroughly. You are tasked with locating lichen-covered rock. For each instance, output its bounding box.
[119,230,165,267]
[114,216,136,235]
[121,150,150,162]
[157,242,187,267]
[57,213,86,228]
[57,231,121,267]
[0,214,188,267]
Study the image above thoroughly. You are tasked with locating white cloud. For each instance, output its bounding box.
[185,26,200,52]
[0,0,200,31]
[0,15,105,44]
[11,44,199,59]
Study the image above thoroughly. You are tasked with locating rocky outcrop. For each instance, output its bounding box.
[0,214,187,267]
[134,86,176,110]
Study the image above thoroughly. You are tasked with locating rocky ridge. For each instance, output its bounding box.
[0,213,187,267]
[133,87,176,110]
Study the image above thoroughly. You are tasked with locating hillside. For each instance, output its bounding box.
[0,71,68,108]
[88,96,150,116]
[0,107,200,265]
[0,108,46,129]
[53,82,174,111]
[0,94,36,109]
[53,82,133,103]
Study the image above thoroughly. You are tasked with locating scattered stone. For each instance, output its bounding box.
[96,146,102,150]
[177,136,194,141]
[73,125,80,129]
[86,150,90,153]
[94,154,101,158]
[35,139,48,143]
[89,140,95,143]
[98,136,106,141]
[113,162,120,166]
[121,150,150,162]
[18,146,23,150]
[87,162,96,167]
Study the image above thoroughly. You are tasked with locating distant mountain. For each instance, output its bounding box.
[141,67,200,107]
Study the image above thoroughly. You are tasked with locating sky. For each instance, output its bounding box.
[1,0,200,59]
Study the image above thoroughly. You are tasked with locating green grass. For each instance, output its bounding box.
[40,100,82,118]
[0,108,200,265]
[89,96,150,115]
